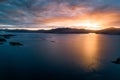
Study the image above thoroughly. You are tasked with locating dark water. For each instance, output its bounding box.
[0,33,120,80]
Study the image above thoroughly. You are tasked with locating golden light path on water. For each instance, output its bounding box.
[73,33,100,71]
[81,33,100,71]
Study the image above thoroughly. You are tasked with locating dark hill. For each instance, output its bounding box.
[96,27,120,35]
[1,27,120,35]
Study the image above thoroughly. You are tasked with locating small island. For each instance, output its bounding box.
[0,34,16,44]
[112,58,120,64]
[0,38,7,42]
[0,34,16,38]
[9,42,23,46]
[0,34,23,46]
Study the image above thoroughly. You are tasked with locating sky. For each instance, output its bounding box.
[0,0,120,29]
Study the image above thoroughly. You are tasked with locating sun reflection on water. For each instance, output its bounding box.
[74,33,100,71]
[82,33,99,71]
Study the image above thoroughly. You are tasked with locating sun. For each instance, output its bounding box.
[74,20,102,30]
[84,22,101,30]
[81,21,101,30]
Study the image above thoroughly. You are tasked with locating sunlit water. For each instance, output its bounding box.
[0,33,120,80]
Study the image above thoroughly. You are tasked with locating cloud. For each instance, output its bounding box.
[0,0,120,28]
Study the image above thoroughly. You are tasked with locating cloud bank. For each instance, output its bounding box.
[0,0,120,29]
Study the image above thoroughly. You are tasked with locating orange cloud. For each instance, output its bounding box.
[36,9,120,29]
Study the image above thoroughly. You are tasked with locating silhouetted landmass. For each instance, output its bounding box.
[95,27,120,35]
[0,34,16,39]
[0,34,16,44]
[44,28,90,34]
[0,34,23,46]
[1,27,120,35]
[44,27,120,35]
[9,42,23,46]
[112,58,120,64]
[0,38,6,42]
[2,29,45,33]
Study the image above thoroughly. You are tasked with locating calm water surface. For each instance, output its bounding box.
[0,33,120,80]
